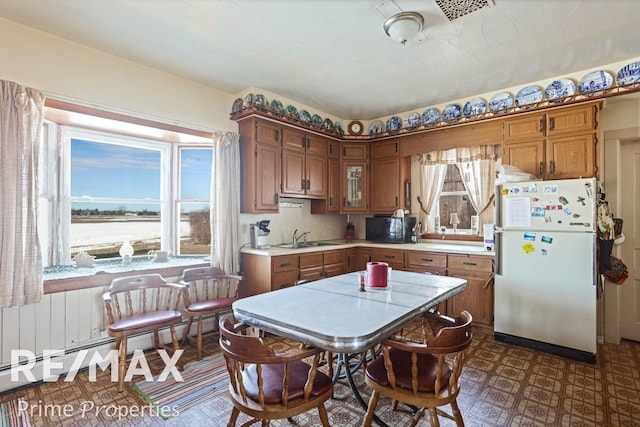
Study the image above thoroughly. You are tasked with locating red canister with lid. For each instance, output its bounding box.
[366,262,389,287]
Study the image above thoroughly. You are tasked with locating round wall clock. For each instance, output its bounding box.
[348,120,364,136]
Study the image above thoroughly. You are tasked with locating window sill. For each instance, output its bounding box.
[421,233,483,242]
[43,255,209,294]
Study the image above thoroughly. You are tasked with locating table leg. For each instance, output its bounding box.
[333,352,388,427]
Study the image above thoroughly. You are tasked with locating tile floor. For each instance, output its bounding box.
[2,326,639,426]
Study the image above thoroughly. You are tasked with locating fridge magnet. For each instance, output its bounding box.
[544,216,552,223]
[528,184,538,193]
[572,213,581,218]
[532,207,545,217]
[543,185,558,194]
[541,249,548,256]
[563,208,572,215]
[584,182,593,197]
[501,188,508,195]
[541,236,553,244]
[559,196,569,205]
[524,232,536,241]
[577,196,586,206]
[522,242,535,254]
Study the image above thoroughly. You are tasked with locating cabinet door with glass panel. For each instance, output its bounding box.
[341,161,367,213]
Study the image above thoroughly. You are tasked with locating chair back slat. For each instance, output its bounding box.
[181,267,242,304]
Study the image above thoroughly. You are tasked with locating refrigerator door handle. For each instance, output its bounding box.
[495,185,502,228]
[494,229,502,275]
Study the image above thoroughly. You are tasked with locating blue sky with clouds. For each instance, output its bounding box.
[71,139,211,211]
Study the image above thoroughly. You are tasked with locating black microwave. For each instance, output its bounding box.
[365,216,416,243]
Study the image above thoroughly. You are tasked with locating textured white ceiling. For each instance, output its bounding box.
[2,0,640,120]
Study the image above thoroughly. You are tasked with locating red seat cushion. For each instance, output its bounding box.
[242,361,333,404]
[187,297,236,313]
[109,310,182,333]
[365,348,452,393]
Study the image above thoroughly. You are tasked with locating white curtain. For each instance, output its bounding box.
[417,146,498,232]
[0,80,45,307]
[417,154,447,232]
[210,131,241,274]
[456,146,498,227]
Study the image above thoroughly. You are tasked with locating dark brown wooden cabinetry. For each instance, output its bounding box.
[281,128,327,198]
[239,118,282,213]
[502,102,600,179]
[446,254,494,333]
[299,249,346,281]
[369,139,411,214]
[311,141,341,214]
[370,248,405,270]
[405,251,447,275]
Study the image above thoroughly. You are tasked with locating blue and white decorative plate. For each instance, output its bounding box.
[285,105,299,120]
[299,109,312,124]
[405,112,421,128]
[311,114,324,127]
[616,61,640,86]
[578,70,613,95]
[442,104,462,122]
[323,118,334,131]
[544,79,576,103]
[334,122,345,135]
[463,98,487,118]
[253,94,268,109]
[488,92,513,114]
[243,93,254,108]
[515,86,542,109]
[269,99,285,115]
[369,120,384,135]
[421,108,440,126]
[386,116,402,132]
[231,97,243,114]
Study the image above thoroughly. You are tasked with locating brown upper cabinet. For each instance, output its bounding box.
[369,139,411,214]
[502,102,600,179]
[239,118,282,213]
[281,128,327,198]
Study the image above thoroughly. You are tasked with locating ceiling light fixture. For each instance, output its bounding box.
[383,11,424,45]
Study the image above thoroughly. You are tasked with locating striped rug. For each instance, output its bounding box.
[0,398,31,427]
[132,353,228,418]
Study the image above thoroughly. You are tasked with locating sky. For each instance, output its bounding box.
[71,139,212,212]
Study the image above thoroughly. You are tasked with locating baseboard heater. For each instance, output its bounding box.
[494,332,596,364]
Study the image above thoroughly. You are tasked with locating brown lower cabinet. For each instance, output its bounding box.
[446,254,494,333]
[241,247,494,332]
[241,250,346,296]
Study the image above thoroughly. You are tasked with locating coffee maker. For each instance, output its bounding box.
[250,220,271,249]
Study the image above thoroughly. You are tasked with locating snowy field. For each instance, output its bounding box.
[70,220,190,251]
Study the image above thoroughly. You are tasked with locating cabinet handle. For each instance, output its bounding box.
[462,261,477,266]
[343,197,346,207]
[549,160,555,175]
[275,130,279,142]
[329,196,333,207]
[280,262,291,267]
[306,179,310,190]
[539,161,544,176]
[274,193,279,204]
[302,179,306,190]
[549,117,555,131]
[394,142,398,153]
[421,258,433,262]
[384,255,395,259]
[539,119,544,133]
[395,196,398,207]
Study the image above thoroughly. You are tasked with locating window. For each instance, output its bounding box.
[40,109,213,264]
[437,164,475,231]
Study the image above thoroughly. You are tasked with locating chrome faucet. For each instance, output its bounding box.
[292,229,312,247]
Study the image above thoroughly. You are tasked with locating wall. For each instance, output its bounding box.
[0,18,234,133]
[601,95,640,343]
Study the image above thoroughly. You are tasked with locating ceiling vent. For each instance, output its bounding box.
[435,0,494,21]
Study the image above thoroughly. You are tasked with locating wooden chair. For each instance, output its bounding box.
[180,266,243,359]
[103,273,187,391]
[219,317,333,426]
[362,311,473,427]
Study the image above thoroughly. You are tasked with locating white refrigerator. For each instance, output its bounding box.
[494,177,597,362]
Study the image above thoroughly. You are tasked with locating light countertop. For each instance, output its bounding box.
[241,239,494,257]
